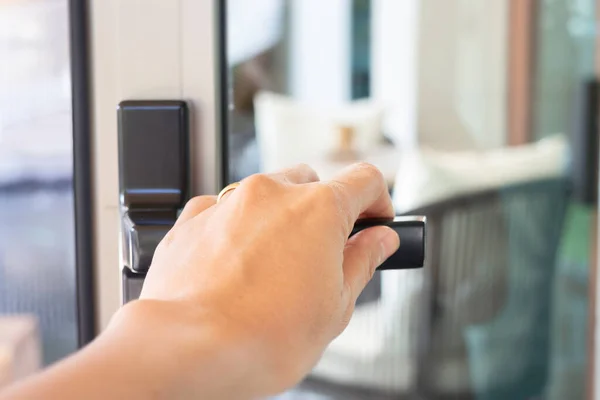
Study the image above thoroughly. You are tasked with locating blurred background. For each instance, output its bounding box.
[226,0,597,399]
[0,0,598,399]
[0,0,77,369]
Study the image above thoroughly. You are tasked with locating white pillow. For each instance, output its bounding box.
[393,134,568,213]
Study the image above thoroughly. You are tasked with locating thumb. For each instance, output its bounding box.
[342,226,400,303]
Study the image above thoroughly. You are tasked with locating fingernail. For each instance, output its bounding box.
[378,227,400,264]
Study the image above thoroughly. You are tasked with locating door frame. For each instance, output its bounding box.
[592,0,600,396]
[68,0,96,347]
[507,0,537,146]
[591,2,600,399]
[88,0,225,331]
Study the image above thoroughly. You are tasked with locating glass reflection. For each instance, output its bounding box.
[0,0,77,365]
[226,0,596,398]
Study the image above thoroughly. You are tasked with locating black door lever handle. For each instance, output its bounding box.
[351,216,426,270]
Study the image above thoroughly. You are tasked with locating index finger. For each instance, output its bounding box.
[323,163,394,235]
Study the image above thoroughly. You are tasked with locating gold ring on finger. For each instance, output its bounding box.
[217,182,241,203]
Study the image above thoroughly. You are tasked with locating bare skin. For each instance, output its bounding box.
[0,163,399,399]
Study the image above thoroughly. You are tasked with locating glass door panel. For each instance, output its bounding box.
[225,0,597,398]
[0,0,78,366]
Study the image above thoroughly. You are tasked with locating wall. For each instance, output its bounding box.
[371,0,420,150]
[417,0,509,151]
[288,0,352,107]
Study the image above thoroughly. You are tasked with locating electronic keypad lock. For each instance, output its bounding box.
[119,100,189,303]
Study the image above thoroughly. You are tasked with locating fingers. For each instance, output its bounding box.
[324,163,394,235]
[175,196,217,227]
[342,226,400,303]
[268,163,320,185]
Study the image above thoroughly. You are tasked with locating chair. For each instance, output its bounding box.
[298,177,569,399]
[410,177,570,399]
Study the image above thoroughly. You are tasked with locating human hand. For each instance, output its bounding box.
[115,163,399,398]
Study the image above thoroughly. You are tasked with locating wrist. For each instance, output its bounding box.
[106,299,275,399]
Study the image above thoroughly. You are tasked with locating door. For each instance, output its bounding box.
[89,0,600,399]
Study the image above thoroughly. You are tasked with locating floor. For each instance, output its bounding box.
[277,378,403,399]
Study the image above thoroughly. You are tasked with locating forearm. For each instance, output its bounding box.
[0,329,177,399]
[0,300,270,400]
